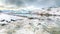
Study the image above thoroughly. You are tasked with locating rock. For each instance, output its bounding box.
[11,19,16,21]
[1,24,6,26]
[1,19,5,22]
[6,21,11,23]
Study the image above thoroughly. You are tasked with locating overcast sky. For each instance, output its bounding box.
[0,0,60,8]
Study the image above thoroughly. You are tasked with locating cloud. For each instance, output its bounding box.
[0,0,60,8]
[5,0,25,7]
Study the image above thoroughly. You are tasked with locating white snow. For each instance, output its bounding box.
[0,13,27,24]
[0,8,60,34]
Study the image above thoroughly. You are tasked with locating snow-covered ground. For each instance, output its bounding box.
[0,8,60,34]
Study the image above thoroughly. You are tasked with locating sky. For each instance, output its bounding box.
[0,0,60,9]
